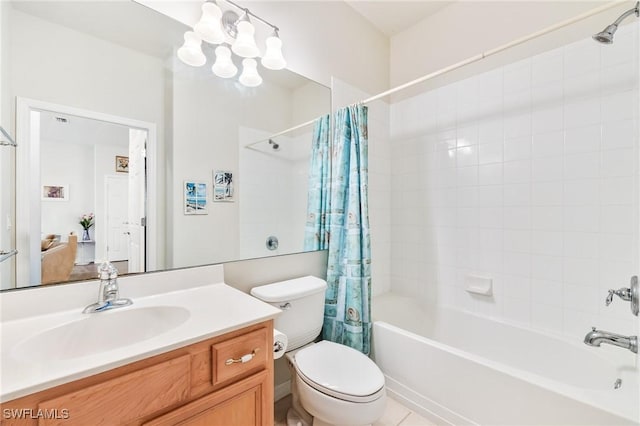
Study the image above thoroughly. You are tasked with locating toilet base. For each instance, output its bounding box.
[287,407,311,426]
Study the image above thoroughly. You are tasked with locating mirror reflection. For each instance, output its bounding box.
[0,1,330,290]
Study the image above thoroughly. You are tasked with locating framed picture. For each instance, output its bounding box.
[184,181,208,215]
[115,156,129,173]
[213,171,234,202]
[42,184,69,201]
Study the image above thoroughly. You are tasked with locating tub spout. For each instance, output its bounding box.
[584,327,637,354]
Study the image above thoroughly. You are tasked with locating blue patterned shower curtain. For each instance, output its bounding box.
[322,104,372,354]
[303,114,331,251]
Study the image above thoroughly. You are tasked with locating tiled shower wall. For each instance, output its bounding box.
[389,25,639,340]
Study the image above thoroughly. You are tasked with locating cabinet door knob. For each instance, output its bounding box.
[225,348,260,365]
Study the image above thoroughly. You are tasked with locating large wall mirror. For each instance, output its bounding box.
[0,1,330,290]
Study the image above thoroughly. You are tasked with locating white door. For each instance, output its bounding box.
[105,175,129,262]
[127,129,146,273]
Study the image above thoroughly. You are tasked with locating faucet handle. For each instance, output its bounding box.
[605,276,639,317]
[606,290,615,306]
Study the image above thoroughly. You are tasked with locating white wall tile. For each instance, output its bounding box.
[564,40,600,78]
[531,231,563,256]
[478,142,504,165]
[565,152,600,180]
[563,232,599,259]
[504,160,531,183]
[564,98,600,129]
[601,148,635,177]
[532,49,563,87]
[600,177,634,205]
[601,120,635,150]
[532,106,563,135]
[532,131,563,159]
[387,32,637,341]
[563,179,599,205]
[601,90,636,123]
[532,156,563,181]
[532,181,563,206]
[564,125,600,154]
[478,163,503,185]
[504,230,531,253]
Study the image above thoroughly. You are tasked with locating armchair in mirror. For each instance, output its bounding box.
[0,1,330,290]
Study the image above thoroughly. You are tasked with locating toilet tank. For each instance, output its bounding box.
[250,276,327,351]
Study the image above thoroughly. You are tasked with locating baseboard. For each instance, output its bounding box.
[384,375,477,426]
[275,380,291,402]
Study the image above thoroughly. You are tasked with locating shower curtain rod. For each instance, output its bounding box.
[361,1,625,105]
[244,117,317,149]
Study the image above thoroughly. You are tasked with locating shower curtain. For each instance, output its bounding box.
[322,104,372,355]
[303,114,331,251]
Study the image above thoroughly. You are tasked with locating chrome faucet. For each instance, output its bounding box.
[584,327,637,354]
[83,261,132,313]
[605,276,638,316]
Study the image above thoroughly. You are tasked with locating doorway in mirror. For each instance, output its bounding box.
[15,98,157,289]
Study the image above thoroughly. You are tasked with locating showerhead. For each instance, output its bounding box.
[268,139,280,150]
[592,24,618,44]
[593,2,639,44]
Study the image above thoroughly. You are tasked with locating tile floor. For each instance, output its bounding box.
[275,394,437,426]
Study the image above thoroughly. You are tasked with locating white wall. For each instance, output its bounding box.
[40,141,94,242]
[389,26,639,344]
[168,69,293,268]
[7,9,166,274]
[138,0,389,95]
[390,1,633,87]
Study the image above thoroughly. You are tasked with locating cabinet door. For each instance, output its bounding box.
[145,370,270,426]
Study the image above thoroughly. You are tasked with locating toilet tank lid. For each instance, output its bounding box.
[250,276,327,302]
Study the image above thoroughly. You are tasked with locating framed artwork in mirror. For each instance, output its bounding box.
[42,184,69,201]
[184,181,208,215]
[115,156,129,173]
[213,171,234,202]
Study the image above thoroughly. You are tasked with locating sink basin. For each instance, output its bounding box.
[12,306,190,362]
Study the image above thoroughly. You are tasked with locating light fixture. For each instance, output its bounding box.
[176,1,286,87]
[261,29,286,70]
[231,10,260,58]
[194,2,225,44]
[239,58,262,87]
[212,45,238,78]
[177,31,206,67]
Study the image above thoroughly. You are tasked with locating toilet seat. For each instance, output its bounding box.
[293,341,385,403]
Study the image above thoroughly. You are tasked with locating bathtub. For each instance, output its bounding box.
[371,293,639,426]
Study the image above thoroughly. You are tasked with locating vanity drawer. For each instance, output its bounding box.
[37,355,190,425]
[211,328,268,386]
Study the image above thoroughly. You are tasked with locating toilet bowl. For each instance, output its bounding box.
[250,276,386,426]
[287,341,386,426]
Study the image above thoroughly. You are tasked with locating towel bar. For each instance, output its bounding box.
[0,249,18,264]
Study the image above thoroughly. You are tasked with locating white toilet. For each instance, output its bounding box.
[251,276,386,426]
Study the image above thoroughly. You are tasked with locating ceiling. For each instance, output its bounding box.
[40,111,130,148]
[345,1,454,36]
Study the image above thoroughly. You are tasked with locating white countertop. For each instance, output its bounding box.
[0,282,281,402]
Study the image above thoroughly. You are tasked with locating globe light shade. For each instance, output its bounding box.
[239,58,262,87]
[194,2,225,44]
[212,45,238,78]
[232,20,260,58]
[177,31,206,67]
[261,33,286,70]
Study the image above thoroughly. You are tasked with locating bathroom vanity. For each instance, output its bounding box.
[2,321,274,426]
[0,266,281,425]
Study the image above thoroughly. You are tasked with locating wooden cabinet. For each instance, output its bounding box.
[1,321,274,426]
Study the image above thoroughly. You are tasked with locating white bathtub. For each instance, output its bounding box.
[371,293,639,426]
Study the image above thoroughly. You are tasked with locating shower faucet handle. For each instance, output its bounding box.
[605,276,639,317]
